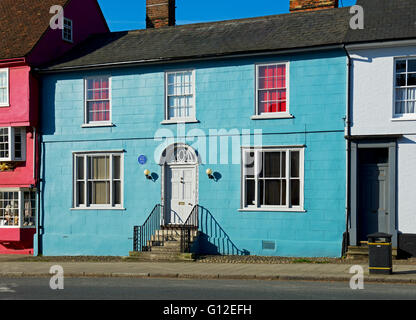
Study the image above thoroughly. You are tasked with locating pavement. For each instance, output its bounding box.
[1,255,416,284]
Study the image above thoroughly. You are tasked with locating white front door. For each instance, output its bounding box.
[166,166,196,225]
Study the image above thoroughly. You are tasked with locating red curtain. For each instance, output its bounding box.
[88,78,110,122]
[259,65,286,113]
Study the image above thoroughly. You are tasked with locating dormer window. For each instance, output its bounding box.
[63,18,73,42]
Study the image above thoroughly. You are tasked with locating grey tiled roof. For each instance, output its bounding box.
[41,0,416,71]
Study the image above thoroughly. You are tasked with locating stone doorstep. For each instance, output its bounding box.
[128,251,195,262]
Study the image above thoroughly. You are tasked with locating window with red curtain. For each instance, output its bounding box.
[86,77,110,123]
[257,64,287,114]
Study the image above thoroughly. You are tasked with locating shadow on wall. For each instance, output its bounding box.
[194,206,249,256]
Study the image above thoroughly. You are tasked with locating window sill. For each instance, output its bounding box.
[161,119,200,125]
[239,208,306,213]
[81,122,115,128]
[391,115,416,121]
[0,104,9,108]
[251,113,294,120]
[0,226,36,229]
[70,207,126,211]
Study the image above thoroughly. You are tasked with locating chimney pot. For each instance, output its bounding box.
[146,0,176,28]
[289,0,339,12]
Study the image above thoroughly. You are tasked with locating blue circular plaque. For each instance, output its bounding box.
[138,155,147,165]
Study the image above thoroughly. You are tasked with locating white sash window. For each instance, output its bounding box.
[242,147,304,211]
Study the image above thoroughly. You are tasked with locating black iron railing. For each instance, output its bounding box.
[133,204,200,253]
[133,204,163,252]
[180,204,200,253]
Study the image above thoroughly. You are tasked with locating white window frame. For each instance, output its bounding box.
[83,76,113,127]
[253,62,293,120]
[164,69,197,123]
[240,146,305,212]
[0,68,9,107]
[0,188,37,229]
[72,151,124,210]
[0,127,26,162]
[62,18,73,43]
[393,57,416,120]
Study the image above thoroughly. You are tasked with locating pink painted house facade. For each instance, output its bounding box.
[0,0,109,254]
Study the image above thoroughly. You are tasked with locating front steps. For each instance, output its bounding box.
[346,242,398,260]
[129,227,198,261]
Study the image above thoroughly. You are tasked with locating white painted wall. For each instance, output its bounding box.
[397,135,416,233]
[350,45,416,234]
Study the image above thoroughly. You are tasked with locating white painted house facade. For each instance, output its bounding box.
[347,42,416,257]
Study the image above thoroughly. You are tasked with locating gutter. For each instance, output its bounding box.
[34,44,345,74]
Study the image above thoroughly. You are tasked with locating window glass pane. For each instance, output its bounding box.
[243,151,255,178]
[87,101,110,122]
[396,101,405,114]
[245,179,255,206]
[14,129,22,159]
[408,60,416,72]
[114,181,121,205]
[0,191,19,226]
[76,156,84,179]
[77,181,85,205]
[23,191,36,227]
[92,181,110,205]
[408,87,416,100]
[396,60,406,73]
[91,156,109,180]
[290,151,300,178]
[291,179,300,206]
[264,152,281,178]
[396,88,407,101]
[408,73,416,86]
[396,74,406,86]
[264,180,281,206]
[260,180,286,206]
[113,156,121,180]
[406,101,415,113]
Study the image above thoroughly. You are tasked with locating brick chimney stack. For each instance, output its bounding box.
[290,0,339,12]
[146,0,176,28]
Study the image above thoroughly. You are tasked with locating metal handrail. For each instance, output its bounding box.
[133,204,163,252]
[133,204,200,253]
[180,204,200,252]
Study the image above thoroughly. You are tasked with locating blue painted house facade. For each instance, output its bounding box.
[37,0,350,257]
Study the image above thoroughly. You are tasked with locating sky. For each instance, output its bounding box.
[98,0,357,32]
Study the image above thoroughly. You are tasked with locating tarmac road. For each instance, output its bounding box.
[0,277,416,300]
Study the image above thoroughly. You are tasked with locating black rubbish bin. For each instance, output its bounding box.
[368,232,392,275]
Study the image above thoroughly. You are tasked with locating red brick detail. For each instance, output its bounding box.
[289,0,339,12]
[146,0,176,28]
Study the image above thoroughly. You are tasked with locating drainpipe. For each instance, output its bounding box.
[343,44,352,257]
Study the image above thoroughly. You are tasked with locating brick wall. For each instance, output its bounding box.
[146,0,176,28]
[290,0,339,12]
